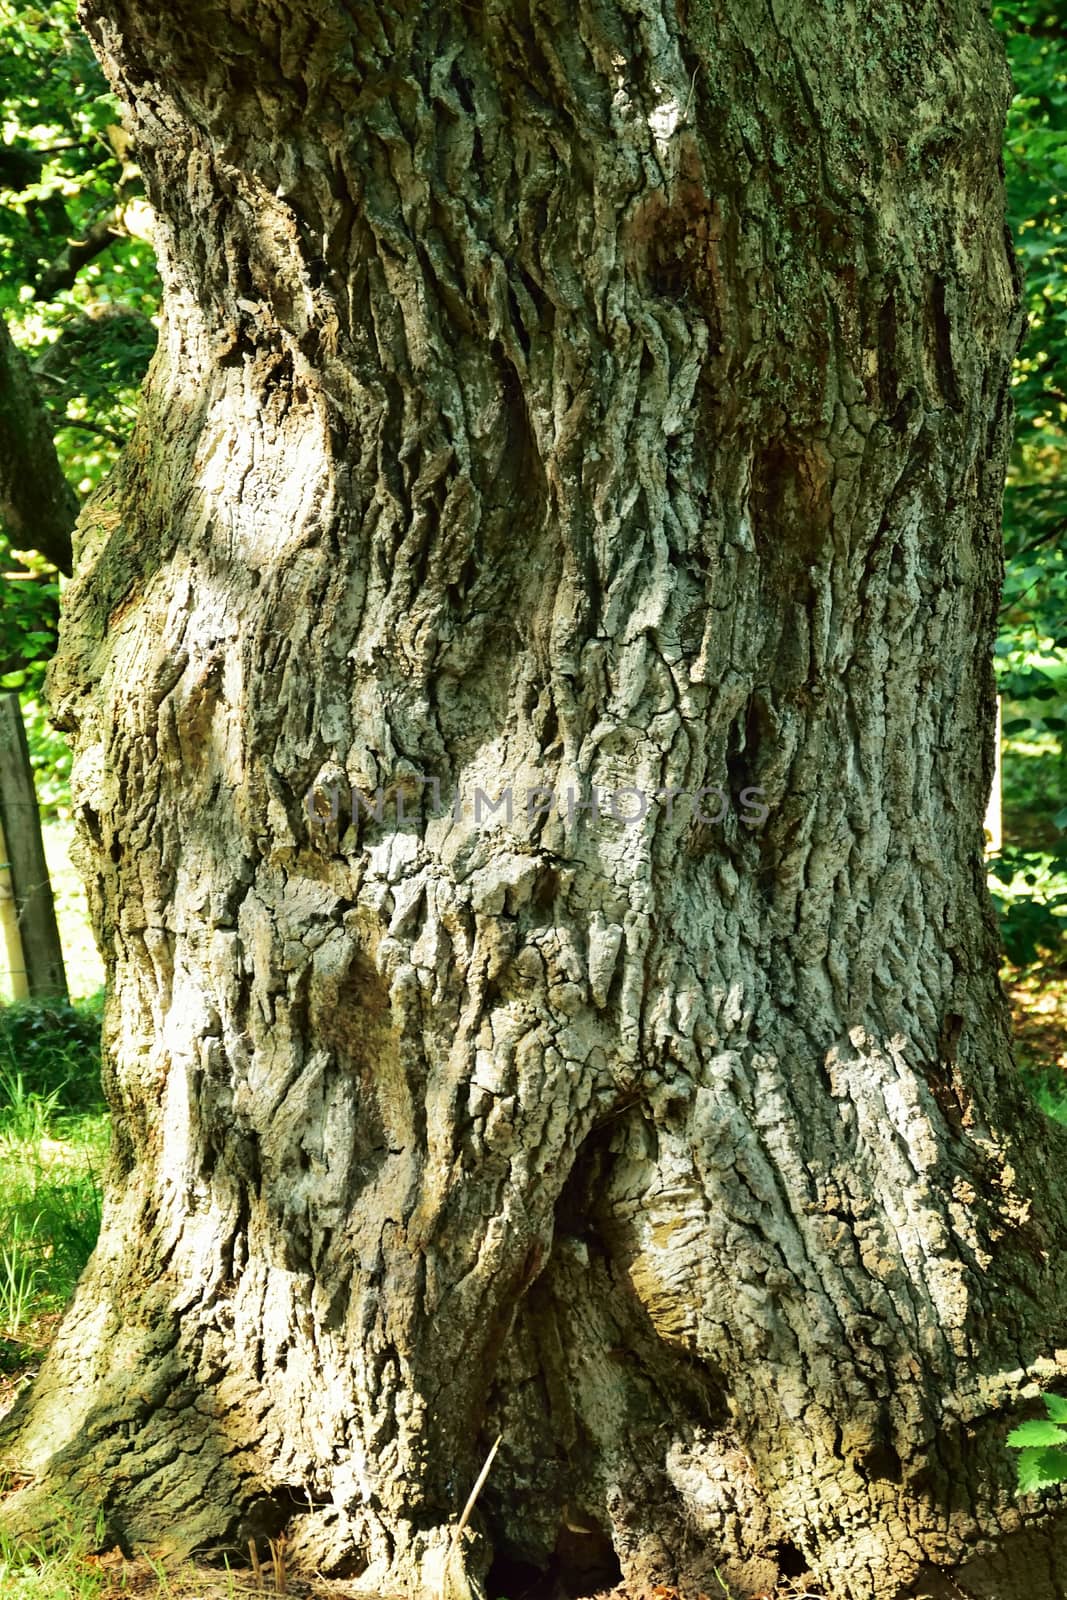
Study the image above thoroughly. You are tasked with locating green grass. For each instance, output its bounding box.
[0,996,111,1594]
[0,997,106,1363]
[0,1510,112,1600]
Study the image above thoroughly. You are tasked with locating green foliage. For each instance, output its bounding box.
[994,0,1067,734]
[0,0,159,715]
[0,556,58,690]
[0,0,158,316]
[991,2,1067,960]
[1008,1393,1067,1494]
[988,845,1067,964]
[1023,1064,1067,1122]
[999,3,1067,445]
[0,992,104,1111]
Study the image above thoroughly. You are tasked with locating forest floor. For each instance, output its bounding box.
[1005,959,1067,1073]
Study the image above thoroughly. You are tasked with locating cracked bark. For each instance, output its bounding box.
[4,2,1067,1597]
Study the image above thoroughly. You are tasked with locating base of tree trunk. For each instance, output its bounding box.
[5,1131,1067,1600]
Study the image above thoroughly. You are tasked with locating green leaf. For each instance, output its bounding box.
[1044,1394,1067,1423]
[1016,1446,1067,1494]
[1007,1418,1067,1448]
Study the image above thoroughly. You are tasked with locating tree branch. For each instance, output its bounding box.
[32,207,121,301]
[1005,518,1067,564]
[54,415,127,447]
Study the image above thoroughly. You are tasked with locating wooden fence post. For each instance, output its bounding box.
[0,692,68,1000]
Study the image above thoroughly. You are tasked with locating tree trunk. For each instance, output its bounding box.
[0,315,75,574]
[5,2,1067,1596]
[0,694,68,1000]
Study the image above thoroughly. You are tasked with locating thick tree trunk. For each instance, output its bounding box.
[5,2,1067,1596]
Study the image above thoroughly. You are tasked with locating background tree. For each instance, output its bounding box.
[2,4,1067,1600]
[990,0,1067,963]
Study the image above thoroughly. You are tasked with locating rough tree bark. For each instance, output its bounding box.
[4,2,1067,1597]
